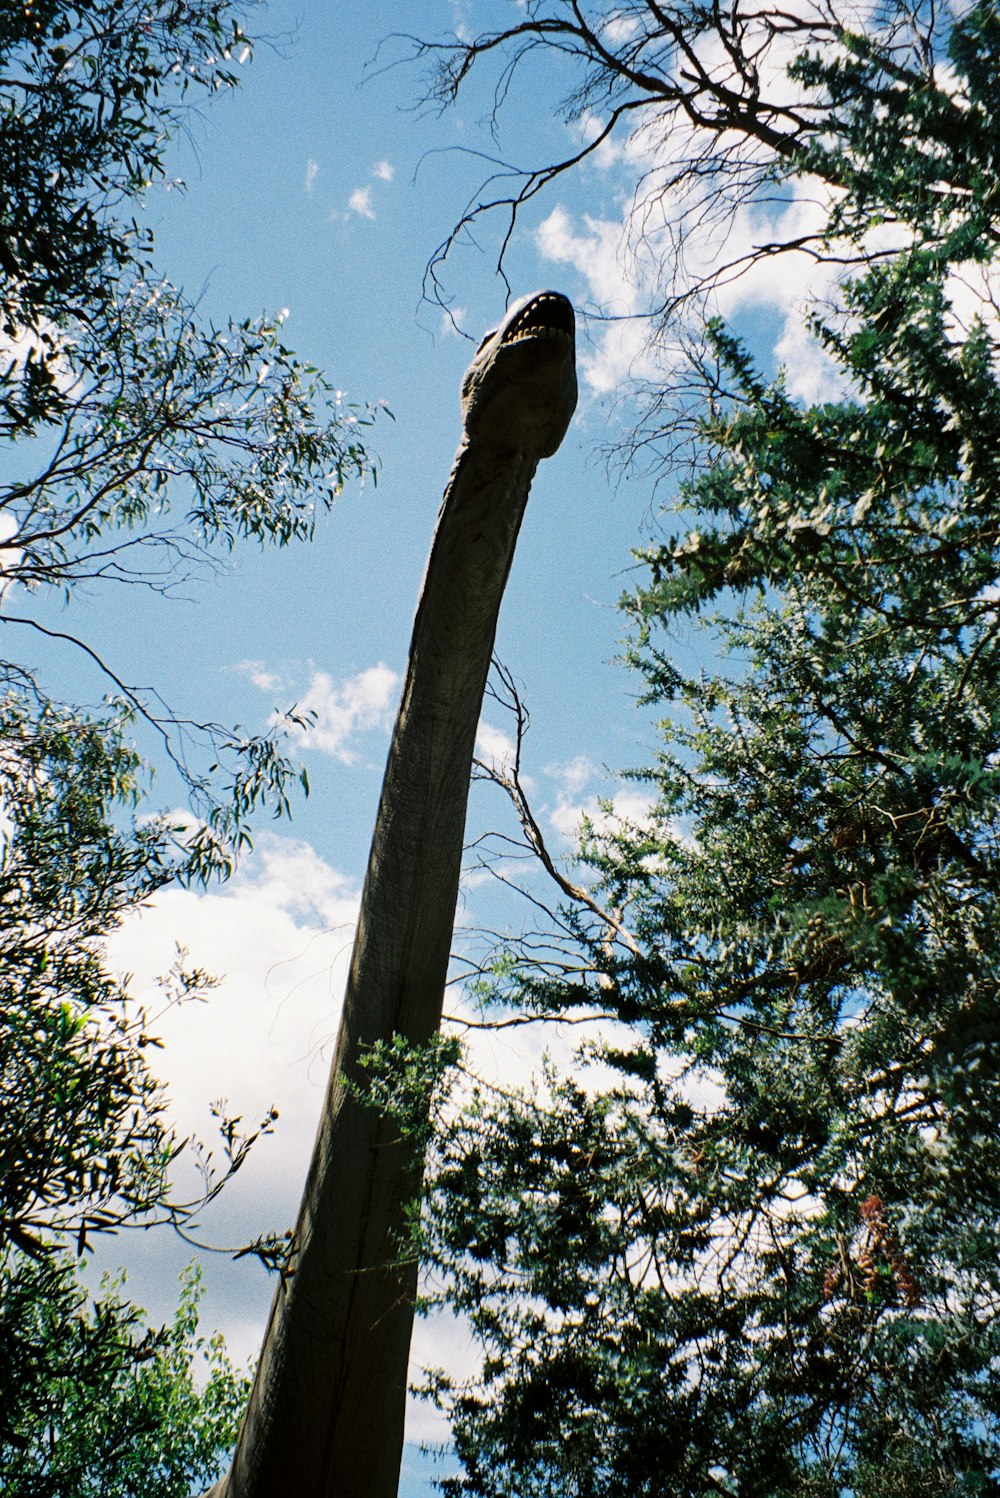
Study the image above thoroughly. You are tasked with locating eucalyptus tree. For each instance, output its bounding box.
[406,4,1000,1493]
[0,0,377,1483]
[0,1258,249,1498]
[0,0,376,848]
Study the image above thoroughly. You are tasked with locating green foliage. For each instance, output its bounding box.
[795,14,1000,264]
[417,4,1000,1493]
[4,278,373,577]
[0,0,380,863]
[356,1032,463,1152]
[0,0,257,418]
[0,0,374,1475]
[0,688,277,1261]
[0,1252,249,1498]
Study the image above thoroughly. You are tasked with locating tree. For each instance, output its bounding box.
[0,0,377,1483]
[1,0,377,863]
[1,0,254,425]
[0,1253,250,1498]
[409,3,1000,1493]
[0,692,282,1263]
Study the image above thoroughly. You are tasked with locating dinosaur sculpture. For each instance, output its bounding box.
[208,291,577,1498]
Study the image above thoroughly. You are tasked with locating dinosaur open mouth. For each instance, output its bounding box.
[501,291,575,346]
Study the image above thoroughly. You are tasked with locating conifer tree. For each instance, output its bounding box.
[415,7,1000,1492]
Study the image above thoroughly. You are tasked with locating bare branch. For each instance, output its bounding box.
[474,659,643,959]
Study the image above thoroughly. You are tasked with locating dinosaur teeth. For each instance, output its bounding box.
[504,327,573,345]
[493,291,575,352]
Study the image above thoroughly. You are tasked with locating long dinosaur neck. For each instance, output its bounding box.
[215,438,538,1498]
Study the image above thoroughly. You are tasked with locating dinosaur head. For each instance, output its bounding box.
[460,290,577,460]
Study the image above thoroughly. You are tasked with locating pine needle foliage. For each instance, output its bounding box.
[417,7,1000,1493]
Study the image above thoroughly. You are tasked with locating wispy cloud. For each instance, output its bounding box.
[536,207,647,396]
[304,158,319,193]
[547,753,599,797]
[343,161,395,221]
[274,663,400,761]
[475,720,518,775]
[438,306,468,340]
[233,658,286,694]
[542,755,656,846]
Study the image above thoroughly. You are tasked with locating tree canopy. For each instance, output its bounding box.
[410,4,1000,1493]
[0,1,377,859]
[0,1,377,1485]
[1,0,254,421]
[0,1257,249,1498]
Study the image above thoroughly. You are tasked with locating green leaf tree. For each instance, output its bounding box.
[0,693,281,1261]
[0,1254,250,1498]
[0,0,376,1485]
[1,0,255,424]
[413,5,1000,1493]
[0,0,378,857]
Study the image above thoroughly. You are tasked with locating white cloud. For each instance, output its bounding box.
[448,0,474,43]
[536,184,850,400]
[944,257,1000,345]
[439,305,468,340]
[538,208,655,401]
[347,186,376,220]
[575,109,657,173]
[275,663,400,761]
[233,657,286,694]
[109,837,359,1121]
[549,783,654,844]
[773,313,846,406]
[601,13,642,44]
[99,835,360,1361]
[475,720,517,774]
[0,510,22,608]
[340,162,393,224]
[546,753,599,797]
[545,754,601,841]
[536,207,649,395]
[101,830,469,1452]
[538,207,633,312]
[537,756,657,847]
[304,158,319,193]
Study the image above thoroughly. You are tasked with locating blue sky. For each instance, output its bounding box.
[18,3,859,1492]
